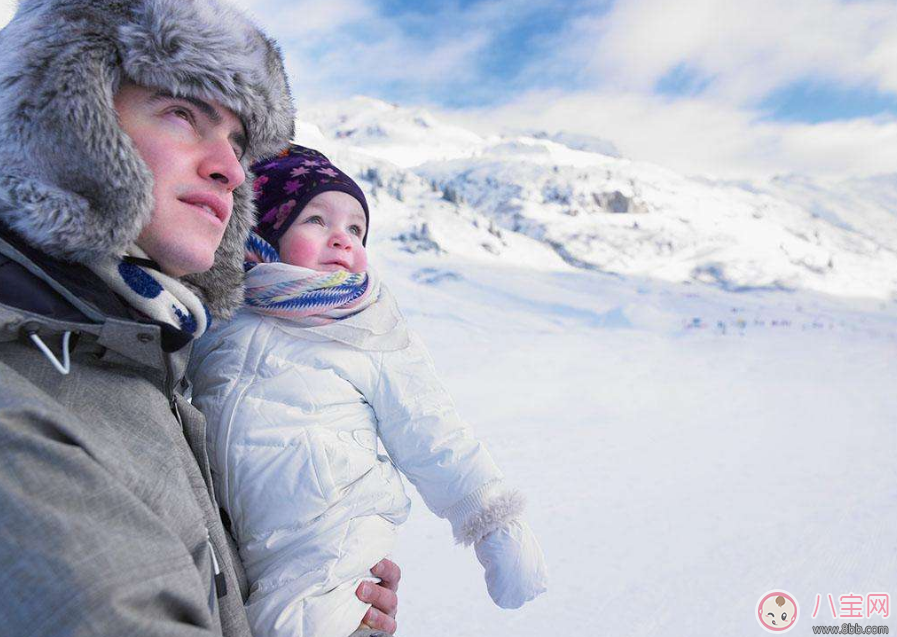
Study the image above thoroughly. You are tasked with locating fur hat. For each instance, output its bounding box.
[252,145,370,248]
[0,0,295,318]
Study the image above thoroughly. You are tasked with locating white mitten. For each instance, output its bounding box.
[473,518,548,609]
[444,482,548,608]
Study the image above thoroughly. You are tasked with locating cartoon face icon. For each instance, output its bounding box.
[757,591,799,632]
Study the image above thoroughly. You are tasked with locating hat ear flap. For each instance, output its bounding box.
[0,17,154,262]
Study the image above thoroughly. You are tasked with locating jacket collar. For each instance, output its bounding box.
[0,223,193,390]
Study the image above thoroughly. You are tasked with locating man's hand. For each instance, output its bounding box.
[356,558,400,634]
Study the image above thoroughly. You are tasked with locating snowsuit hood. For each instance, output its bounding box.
[0,0,296,319]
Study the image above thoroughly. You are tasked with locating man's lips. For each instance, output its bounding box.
[180,192,230,225]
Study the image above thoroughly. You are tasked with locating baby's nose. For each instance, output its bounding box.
[329,231,351,248]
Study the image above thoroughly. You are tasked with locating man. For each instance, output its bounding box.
[0,1,399,634]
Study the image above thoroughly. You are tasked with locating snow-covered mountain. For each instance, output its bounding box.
[294,96,897,302]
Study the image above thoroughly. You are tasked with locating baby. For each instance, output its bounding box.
[189,145,547,637]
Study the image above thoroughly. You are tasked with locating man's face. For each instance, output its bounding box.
[113,82,247,277]
[278,191,369,273]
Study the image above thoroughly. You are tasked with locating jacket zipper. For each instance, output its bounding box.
[172,366,226,602]
[174,387,229,603]
[206,530,227,599]
[171,396,183,427]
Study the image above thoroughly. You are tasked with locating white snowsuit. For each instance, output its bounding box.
[189,284,542,637]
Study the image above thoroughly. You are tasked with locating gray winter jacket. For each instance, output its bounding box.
[0,0,294,634]
[0,228,252,634]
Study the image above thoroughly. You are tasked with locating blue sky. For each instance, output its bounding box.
[759,81,897,124]
[4,0,896,177]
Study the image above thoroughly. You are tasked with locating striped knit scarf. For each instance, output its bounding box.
[243,232,378,325]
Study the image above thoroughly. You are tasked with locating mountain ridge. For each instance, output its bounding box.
[293,97,897,302]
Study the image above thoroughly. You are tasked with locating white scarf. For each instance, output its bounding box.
[88,246,209,337]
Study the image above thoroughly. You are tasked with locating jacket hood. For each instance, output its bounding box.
[0,0,296,318]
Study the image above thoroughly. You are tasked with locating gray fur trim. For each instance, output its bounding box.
[0,0,295,318]
[458,489,526,547]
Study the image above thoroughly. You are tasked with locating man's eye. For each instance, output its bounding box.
[170,106,195,125]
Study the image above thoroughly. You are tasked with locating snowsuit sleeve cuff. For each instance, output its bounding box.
[442,480,526,546]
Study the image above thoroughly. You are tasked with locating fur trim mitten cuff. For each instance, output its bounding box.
[443,480,525,546]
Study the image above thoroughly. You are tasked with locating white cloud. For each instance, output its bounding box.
[218,0,506,106]
[551,0,897,105]
[776,117,897,177]
[229,0,378,41]
[0,1,16,29]
[286,26,493,108]
[438,0,897,179]
[447,89,897,179]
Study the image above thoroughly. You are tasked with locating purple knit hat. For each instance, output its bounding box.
[251,144,370,247]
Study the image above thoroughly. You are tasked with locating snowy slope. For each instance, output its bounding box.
[375,252,897,637]
[286,97,897,636]
[758,173,897,255]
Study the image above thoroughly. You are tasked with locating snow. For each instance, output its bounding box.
[380,255,897,636]
[291,97,897,635]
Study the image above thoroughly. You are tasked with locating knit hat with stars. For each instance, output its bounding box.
[252,145,370,248]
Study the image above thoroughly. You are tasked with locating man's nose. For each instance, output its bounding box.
[201,139,246,190]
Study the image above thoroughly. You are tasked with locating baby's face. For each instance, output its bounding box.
[279,191,368,273]
[759,595,796,631]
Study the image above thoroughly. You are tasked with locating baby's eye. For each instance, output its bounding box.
[349,225,363,236]
[305,215,325,225]
[781,613,787,620]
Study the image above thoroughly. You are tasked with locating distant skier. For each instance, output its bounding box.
[189,145,548,637]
